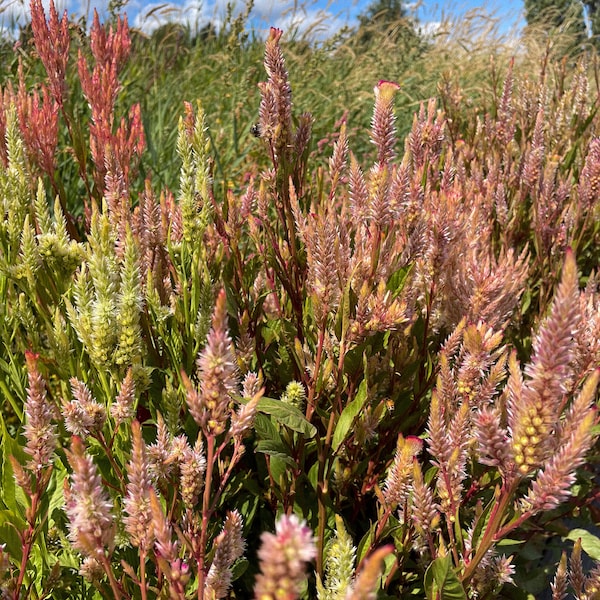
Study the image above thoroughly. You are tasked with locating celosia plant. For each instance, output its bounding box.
[0,3,599,599]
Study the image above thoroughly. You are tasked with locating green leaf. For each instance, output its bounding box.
[565,529,600,561]
[1,423,29,519]
[332,379,368,452]
[257,398,316,437]
[0,510,25,563]
[255,439,296,467]
[387,264,412,298]
[424,555,467,600]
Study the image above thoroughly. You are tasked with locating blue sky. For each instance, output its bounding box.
[1,0,525,37]
[129,0,525,36]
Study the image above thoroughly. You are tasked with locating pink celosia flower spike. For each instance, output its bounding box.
[29,0,70,107]
[65,436,115,559]
[185,289,239,436]
[383,434,422,509]
[253,514,316,600]
[123,420,153,551]
[258,27,293,165]
[371,80,401,167]
[508,248,580,476]
[22,351,57,474]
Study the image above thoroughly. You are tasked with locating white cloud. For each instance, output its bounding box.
[132,0,345,40]
[1,0,352,39]
[133,0,212,33]
[274,7,347,41]
[0,0,74,37]
[418,20,443,39]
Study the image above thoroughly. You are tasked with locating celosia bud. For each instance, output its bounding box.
[318,516,356,600]
[253,514,316,600]
[551,552,568,600]
[242,372,261,398]
[231,390,262,440]
[29,0,70,107]
[281,381,306,409]
[110,367,136,425]
[259,27,293,162]
[509,250,580,476]
[79,556,103,583]
[474,406,512,475]
[411,460,440,535]
[522,372,598,513]
[346,545,394,600]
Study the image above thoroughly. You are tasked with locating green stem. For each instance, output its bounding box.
[306,325,326,422]
[316,410,336,578]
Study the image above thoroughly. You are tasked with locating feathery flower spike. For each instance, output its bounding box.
[65,436,115,558]
[253,514,316,600]
[23,351,57,473]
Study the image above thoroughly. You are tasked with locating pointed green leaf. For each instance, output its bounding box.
[566,529,600,561]
[424,555,467,600]
[257,398,316,437]
[255,439,296,467]
[332,379,368,452]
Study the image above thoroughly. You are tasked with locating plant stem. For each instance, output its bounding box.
[139,549,148,600]
[99,553,125,600]
[306,325,326,422]
[197,434,215,599]
[316,410,336,577]
[461,479,519,584]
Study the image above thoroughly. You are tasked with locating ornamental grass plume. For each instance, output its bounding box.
[253,514,316,600]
